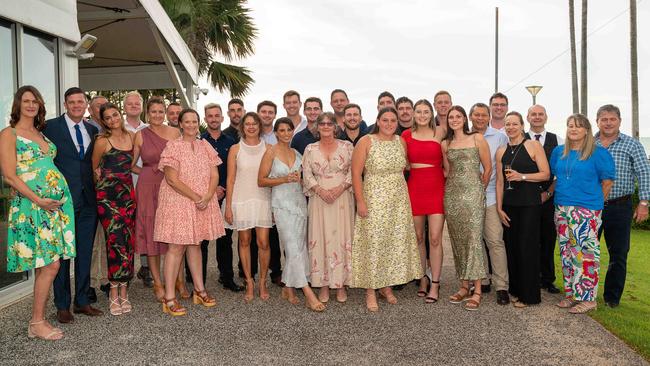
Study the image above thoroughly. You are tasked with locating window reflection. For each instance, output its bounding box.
[0,21,28,290]
[22,28,57,119]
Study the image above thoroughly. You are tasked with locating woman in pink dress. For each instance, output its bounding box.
[153,109,226,316]
[132,97,181,302]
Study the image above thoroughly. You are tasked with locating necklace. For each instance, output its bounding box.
[507,142,524,166]
[565,151,578,179]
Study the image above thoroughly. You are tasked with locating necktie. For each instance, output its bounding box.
[535,134,541,141]
[74,124,85,159]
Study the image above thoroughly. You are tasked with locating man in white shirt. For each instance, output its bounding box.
[122,91,151,287]
[526,104,562,294]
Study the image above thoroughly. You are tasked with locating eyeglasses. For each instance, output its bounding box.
[318,122,335,127]
[491,103,507,108]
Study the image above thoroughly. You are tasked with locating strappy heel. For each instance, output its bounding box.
[176,279,191,300]
[193,289,217,307]
[28,320,63,341]
[425,280,440,304]
[109,282,122,316]
[244,279,255,303]
[162,297,187,316]
[152,282,165,303]
[118,282,132,313]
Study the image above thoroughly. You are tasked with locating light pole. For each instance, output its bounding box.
[525,85,543,105]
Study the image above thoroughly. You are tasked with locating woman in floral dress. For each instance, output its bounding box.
[302,112,354,304]
[91,103,136,316]
[0,86,75,340]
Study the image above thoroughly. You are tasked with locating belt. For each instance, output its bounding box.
[605,194,632,206]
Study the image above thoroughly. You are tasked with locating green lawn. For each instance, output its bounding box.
[554,229,650,360]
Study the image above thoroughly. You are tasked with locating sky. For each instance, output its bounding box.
[196,0,649,138]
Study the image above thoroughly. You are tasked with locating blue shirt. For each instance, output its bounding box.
[595,132,650,201]
[482,127,508,206]
[290,127,318,155]
[550,145,616,210]
[201,131,236,189]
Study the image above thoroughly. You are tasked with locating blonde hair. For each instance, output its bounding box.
[562,113,596,160]
[123,91,143,106]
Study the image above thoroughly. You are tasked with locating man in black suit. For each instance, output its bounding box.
[44,87,103,323]
[526,104,562,294]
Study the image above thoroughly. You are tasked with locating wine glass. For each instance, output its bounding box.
[504,164,514,190]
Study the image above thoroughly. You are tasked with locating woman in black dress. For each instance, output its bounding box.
[91,103,136,316]
[495,111,550,308]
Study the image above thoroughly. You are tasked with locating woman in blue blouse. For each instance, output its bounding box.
[550,113,615,314]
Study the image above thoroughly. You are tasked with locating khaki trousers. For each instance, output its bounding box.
[482,204,509,291]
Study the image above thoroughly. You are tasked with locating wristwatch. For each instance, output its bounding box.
[522,175,527,181]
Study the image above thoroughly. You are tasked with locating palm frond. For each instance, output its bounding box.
[206,61,254,98]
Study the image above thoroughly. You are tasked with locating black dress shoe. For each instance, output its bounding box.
[137,266,153,288]
[221,279,244,292]
[99,283,110,298]
[481,284,492,294]
[87,287,97,304]
[496,290,510,305]
[605,302,619,308]
[543,283,561,294]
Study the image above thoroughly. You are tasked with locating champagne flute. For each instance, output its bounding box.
[504,164,514,190]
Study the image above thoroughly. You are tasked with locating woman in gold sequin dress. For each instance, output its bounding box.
[442,105,492,311]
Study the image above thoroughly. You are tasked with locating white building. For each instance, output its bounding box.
[0,0,199,307]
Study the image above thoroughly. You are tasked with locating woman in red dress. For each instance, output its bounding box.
[401,99,445,303]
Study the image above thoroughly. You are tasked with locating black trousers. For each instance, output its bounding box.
[237,226,282,279]
[599,199,633,305]
[503,204,541,304]
[539,198,557,285]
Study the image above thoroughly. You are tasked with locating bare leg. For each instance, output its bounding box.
[175,256,190,298]
[185,245,205,292]
[427,214,445,300]
[256,227,270,300]
[413,215,428,296]
[282,287,300,304]
[31,261,63,338]
[148,255,164,300]
[163,244,185,301]
[238,229,254,301]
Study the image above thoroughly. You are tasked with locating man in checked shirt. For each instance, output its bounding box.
[595,104,650,308]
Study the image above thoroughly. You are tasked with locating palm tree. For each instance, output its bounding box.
[580,0,588,115]
[160,0,258,97]
[630,0,639,139]
[569,0,579,113]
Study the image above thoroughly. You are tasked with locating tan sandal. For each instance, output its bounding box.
[281,288,300,305]
[556,297,577,309]
[378,288,398,305]
[152,282,165,303]
[193,290,217,307]
[28,320,63,341]
[118,282,132,313]
[569,301,597,314]
[306,299,326,312]
[449,287,470,304]
[176,279,191,299]
[464,292,481,311]
[366,292,379,312]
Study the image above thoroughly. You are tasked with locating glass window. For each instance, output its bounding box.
[22,27,57,119]
[0,20,28,290]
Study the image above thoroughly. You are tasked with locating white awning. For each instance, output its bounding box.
[77,0,198,84]
[1,0,80,41]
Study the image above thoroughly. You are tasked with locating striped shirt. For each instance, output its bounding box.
[595,132,650,201]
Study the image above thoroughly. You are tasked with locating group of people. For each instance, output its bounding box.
[2,85,648,341]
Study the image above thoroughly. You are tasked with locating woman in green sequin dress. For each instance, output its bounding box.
[442,105,492,311]
[351,107,422,312]
[0,86,75,340]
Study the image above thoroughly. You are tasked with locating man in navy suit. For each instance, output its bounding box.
[44,87,103,323]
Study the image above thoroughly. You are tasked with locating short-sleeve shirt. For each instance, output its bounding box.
[550,145,616,210]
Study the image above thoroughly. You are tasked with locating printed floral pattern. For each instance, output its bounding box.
[350,136,422,289]
[555,205,602,301]
[96,147,136,281]
[302,141,354,288]
[7,135,76,272]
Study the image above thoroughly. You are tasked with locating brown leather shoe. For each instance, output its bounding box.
[73,304,104,316]
[56,310,75,324]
